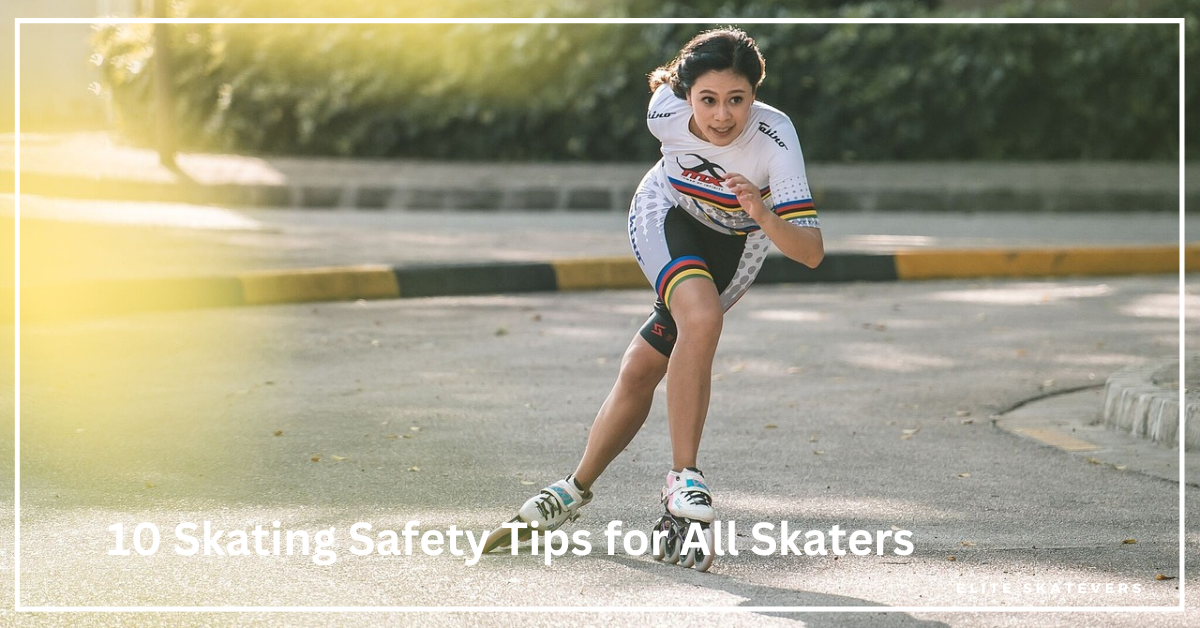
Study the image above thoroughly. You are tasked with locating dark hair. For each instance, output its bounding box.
[649,28,765,99]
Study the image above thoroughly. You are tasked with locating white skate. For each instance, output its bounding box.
[483,477,592,553]
[652,467,716,571]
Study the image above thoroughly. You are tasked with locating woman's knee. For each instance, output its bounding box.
[617,338,669,390]
[670,283,724,343]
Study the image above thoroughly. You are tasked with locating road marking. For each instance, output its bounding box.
[239,265,399,305]
[551,258,644,291]
[894,245,1189,280]
[1010,427,1101,452]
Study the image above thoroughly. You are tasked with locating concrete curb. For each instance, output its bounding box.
[16,244,1194,323]
[993,387,1196,486]
[1102,357,1200,451]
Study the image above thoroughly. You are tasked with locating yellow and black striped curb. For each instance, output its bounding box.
[15,244,1197,322]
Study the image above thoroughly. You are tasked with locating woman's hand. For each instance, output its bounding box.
[723,172,824,268]
[722,172,770,222]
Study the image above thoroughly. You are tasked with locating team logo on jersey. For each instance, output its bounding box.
[648,110,674,120]
[676,154,727,186]
[668,154,754,215]
[757,122,788,149]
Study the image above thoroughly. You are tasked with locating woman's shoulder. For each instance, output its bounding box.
[648,83,688,115]
[751,99,795,128]
[646,84,691,143]
[749,99,803,153]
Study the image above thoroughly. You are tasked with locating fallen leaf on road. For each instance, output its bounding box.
[764,424,778,429]
[273,430,284,436]
[961,541,976,547]
[408,466,421,472]
[1156,574,1176,581]
[311,456,321,463]
[1123,538,1137,544]
[813,450,825,456]
[331,455,346,461]
[410,426,421,432]
[958,472,971,478]
[948,556,957,561]
[520,481,535,486]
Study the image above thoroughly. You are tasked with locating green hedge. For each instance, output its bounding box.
[93,0,1192,161]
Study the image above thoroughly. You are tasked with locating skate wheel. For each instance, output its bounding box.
[693,528,715,572]
[652,517,681,564]
[679,547,696,569]
[675,521,701,568]
[677,523,713,571]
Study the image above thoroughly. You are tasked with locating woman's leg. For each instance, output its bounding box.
[660,278,723,471]
[571,334,670,490]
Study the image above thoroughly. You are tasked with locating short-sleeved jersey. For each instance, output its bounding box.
[646,84,818,235]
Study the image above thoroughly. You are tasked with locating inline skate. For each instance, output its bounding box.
[651,467,715,572]
[483,476,592,553]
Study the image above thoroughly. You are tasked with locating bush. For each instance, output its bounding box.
[92,0,1191,161]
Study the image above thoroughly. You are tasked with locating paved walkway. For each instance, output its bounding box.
[2,133,1192,212]
[0,131,1190,323]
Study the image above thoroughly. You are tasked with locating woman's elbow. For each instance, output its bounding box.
[800,233,824,268]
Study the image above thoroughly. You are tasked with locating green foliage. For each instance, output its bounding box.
[92,0,1190,161]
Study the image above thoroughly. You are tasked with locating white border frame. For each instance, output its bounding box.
[12,15,1187,614]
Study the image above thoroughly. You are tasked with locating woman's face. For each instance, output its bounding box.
[686,69,754,147]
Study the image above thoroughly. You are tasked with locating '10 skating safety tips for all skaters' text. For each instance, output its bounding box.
[108,520,915,567]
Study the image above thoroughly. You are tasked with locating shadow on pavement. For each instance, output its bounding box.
[599,553,950,628]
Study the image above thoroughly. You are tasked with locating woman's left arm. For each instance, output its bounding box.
[724,172,824,268]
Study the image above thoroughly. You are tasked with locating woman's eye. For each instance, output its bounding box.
[702,97,716,105]
[731,97,743,104]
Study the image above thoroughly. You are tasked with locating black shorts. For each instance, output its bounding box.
[628,172,770,357]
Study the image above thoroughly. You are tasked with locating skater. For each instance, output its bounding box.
[487,28,823,571]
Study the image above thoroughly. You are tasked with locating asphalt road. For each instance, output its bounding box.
[4,194,1189,284]
[1,274,1195,627]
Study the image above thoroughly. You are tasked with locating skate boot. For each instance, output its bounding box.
[483,476,592,553]
[651,467,716,571]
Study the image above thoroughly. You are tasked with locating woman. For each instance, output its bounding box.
[488,28,823,569]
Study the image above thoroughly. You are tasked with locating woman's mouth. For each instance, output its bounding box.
[710,125,735,139]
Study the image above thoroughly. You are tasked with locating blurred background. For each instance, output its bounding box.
[2,0,1194,163]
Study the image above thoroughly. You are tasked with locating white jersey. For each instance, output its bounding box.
[646,84,818,235]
